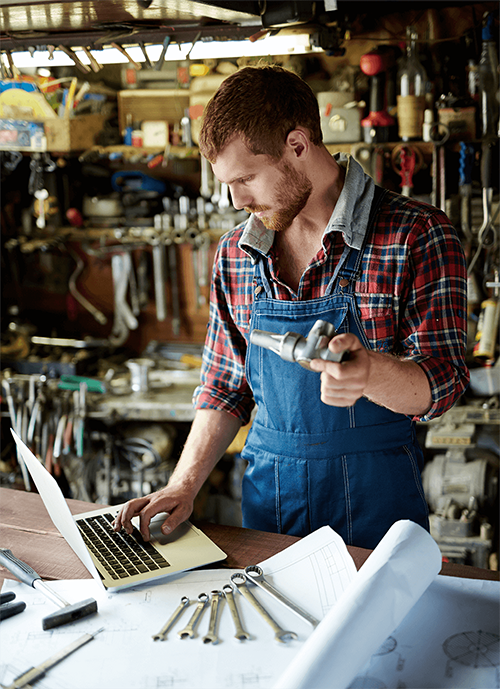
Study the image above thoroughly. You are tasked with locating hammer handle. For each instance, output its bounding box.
[0,548,40,587]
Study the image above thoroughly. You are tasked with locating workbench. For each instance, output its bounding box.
[0,487,497,586]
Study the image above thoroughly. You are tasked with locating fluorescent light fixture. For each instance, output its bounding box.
[10,33,318,70]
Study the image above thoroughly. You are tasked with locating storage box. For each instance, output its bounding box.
[43,114,108,152]
[118,89,190,135]
[0,118,46,151]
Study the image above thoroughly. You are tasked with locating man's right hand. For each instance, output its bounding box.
[113,486,195,542]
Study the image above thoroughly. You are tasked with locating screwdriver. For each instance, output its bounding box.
[0,628,104,689]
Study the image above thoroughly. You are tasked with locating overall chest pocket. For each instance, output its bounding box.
[356,293,397,352]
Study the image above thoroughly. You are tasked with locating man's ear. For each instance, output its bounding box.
[285,128,310,159]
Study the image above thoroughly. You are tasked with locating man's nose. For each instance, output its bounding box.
[229,185,251,211]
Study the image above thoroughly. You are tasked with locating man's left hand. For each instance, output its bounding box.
[309,333,371,407]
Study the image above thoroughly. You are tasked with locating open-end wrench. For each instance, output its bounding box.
[202,590,223,645]
[230,573,298,644]
[222,584,251,641]
[177,593,208,639]
[152,596,190,641]
[244,565,319,628]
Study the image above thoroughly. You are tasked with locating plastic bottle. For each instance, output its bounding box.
[478,12,499,141]
[397,26,428,140]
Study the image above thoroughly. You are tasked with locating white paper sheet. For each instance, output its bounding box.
[0,525,354,689]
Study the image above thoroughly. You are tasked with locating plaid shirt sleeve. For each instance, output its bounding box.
[192,225,256,424]
[357,193,469,422]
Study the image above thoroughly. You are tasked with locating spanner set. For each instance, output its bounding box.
[152,565,319,645]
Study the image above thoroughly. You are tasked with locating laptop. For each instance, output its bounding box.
[11,430,226,590]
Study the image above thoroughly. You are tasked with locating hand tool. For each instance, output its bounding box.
[81,47,102,72]
[250,319,349,370]
[168,243,181,336]
[57,45,92,74]
[178,592,208,639]
[68,249,108,326]
[110,42,142,70]
[202,590,223,644]
[390,144,423,197]
[0,549,98,630]
[138,41,153,69]
[222,583,251,641]
[244,565,319,628]
[154,36,171,71]
[152,596,190,641]
[428,122,450,210]
[152,241,167,322]
[230,573,298,644]
[0,592,26,621]
[459,141,474,241]
[34,189,48,229]
[2,380,30,490]
[0,628,104,689]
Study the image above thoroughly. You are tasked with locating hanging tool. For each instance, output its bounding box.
[138,41,152,69]
[153,596,190,641]
[110,42,142,70]
[152,240,167,322]
[391,144,423,197]
[2,380,30,491]
[360,46,396,143]
[459,142,474,241]
[0,591,26,621]
[67,249,108,326]
[155,35,171,71]
[167,243,181,336]
[0,628,104,689]
[0,549,98,630]
[250,319,350,370]
[429,122,450,211]
[244,565,319,628]
[230,573,298,644]
[57,45,92,74]
[81,46,102,72]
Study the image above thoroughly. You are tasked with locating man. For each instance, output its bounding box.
[114,65,469,549]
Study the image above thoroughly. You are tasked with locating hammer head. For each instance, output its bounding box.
[42,598,98,630]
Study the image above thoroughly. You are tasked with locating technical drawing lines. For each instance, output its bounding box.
[443,630,500,668]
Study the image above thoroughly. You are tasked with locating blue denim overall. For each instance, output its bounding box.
[240,190,429,549]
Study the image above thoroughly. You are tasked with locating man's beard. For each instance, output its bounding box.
[245,162,312,232]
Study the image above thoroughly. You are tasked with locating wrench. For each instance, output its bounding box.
[222,584,251,641]
[202,590,223,645]
[230,573,297,644]
[244,565,319,628]
[177,593,208,639]
[152,596,190,641]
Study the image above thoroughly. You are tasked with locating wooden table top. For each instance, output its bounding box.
[1,487,498,586]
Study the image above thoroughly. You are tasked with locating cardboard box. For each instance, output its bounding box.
[117,89,190,134]
[43,114,108,152]
[0,118,46,151]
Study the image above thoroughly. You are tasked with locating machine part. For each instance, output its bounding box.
[244,565,319,628]
[1,628,103,689]
[250,319,349,370]
[0,549,98,630]
[202,590,223,644]
[422,449,496,513]
[152,596,190,641]
[126,358,155,393]
[177,593,208,639]
[222,584,251,641]
[230,573,298,643]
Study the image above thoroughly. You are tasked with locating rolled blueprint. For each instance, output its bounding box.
[273,520,442,689]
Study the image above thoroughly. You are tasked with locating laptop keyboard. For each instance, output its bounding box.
[76,513,170,581]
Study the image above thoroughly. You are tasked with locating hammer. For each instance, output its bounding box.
[0,548,98,630]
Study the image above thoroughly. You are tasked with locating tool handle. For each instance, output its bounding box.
[0,548,40,587]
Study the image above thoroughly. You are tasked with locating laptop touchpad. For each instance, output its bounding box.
[149,515,200,545]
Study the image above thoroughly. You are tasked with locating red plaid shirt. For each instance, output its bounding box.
[193,190,469,425]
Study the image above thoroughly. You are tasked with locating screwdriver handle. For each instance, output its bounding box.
[0,548,40,587]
